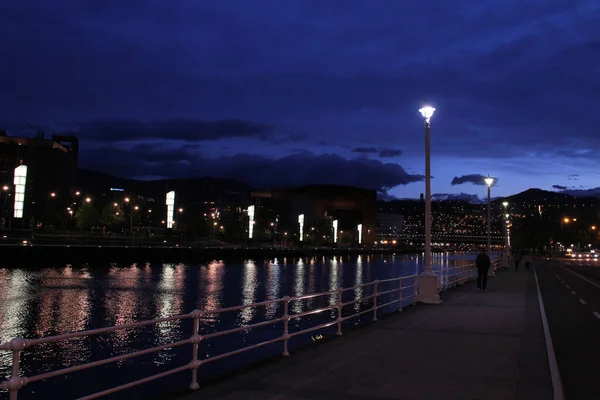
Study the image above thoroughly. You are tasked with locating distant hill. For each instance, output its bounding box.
[76,168,251,202]
[504,188,574,203]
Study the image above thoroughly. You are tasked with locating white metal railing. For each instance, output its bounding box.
[0,274,418,400]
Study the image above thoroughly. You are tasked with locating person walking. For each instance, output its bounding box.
[476,248,491,291]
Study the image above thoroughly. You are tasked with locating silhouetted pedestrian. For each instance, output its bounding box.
[476,249,491,291]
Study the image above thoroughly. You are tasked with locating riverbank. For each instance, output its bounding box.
[0,243,415,266]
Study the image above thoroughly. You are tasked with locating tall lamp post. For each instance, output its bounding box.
[502,201,509,250]
[484,176,494,253]
[416,102,440,304]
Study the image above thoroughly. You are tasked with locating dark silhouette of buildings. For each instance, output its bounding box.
[0,131,78,224]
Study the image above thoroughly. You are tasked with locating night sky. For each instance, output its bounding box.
[1,1,599,199]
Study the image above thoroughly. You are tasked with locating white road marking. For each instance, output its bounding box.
[580,298,588,305]
[594,312,600,320]
[534,266,565,400]
[571,291,576,295]
[560,266,600,289]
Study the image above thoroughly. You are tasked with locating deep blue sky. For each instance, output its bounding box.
[1,1,599,199]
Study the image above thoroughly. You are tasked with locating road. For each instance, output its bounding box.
[535,258,600,400]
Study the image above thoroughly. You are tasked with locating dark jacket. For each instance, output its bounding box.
[476,253,491,270]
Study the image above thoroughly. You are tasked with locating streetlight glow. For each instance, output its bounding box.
[2,186,8,191]
[484,176,494,187]
[419,105,435,122]
[502,201,508,207]
[85,197,91,203]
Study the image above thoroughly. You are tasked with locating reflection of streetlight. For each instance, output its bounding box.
[484,176,494,256]
[416,102,440,304]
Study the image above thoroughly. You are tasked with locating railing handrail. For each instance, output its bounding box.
[0,271,421,400]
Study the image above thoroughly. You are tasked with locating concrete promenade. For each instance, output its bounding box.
[177,269,554,400]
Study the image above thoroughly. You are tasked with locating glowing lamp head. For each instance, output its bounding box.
[484,176,494,187]
[563,218,569,223]
[502,201,508,207]
[2,185,8,191]
[419,105,435,122]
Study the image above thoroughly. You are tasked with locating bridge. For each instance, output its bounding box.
[2,257,598,399]
[395,233,505,244]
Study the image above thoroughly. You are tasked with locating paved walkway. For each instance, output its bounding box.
[176,269,553,400]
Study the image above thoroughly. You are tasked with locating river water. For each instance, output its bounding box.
[0,252,480,400]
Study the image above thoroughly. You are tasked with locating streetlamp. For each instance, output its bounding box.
[484,176,494,255]
[416,102,440,304]
[502,202,509,251]
[560,217,570,240]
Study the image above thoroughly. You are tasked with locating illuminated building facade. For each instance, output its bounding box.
[251,185,377,245]
[0,131,78,222]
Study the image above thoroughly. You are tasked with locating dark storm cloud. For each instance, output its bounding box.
[82,147,424,191]
[352,147,403,158]
[72,119,274,142]
[1,1,600,194]
[451,174,499,186]
[552,185,567,190]
[568,174,579,180]
[378,148,403,158]
[561,187,600,198]
[352,147,379,154]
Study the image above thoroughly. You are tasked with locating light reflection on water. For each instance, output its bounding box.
[0,252,480,400]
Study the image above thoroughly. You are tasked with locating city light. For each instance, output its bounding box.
[75,191,80,196]
[333,219,338,243]
[298,214,304,241]
[2,185,8,191]
[484,176,494,187]
[85,197,92,203]
[166,191,175,229]
[13,165,27,218]
[50,192,56,198]
[247,205,255,239]
[357,223,362,244]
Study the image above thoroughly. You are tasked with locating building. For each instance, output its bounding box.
[0,131,78,225]
[251,185,377,245]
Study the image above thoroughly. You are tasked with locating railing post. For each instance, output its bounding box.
[282,296,290,356]
[336,288,343,336]
[7,338,28,400]
[398,278,403,311]
[413,274,418,305]
[189,310,202,390]
[373,280,379,321]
